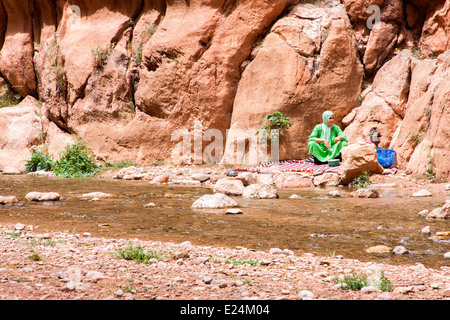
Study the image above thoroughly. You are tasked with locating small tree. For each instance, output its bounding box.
[255,111,293,138]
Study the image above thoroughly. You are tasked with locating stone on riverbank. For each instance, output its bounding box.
[426,201,450,219]
[350,188,379,198]
[0,195,18,205]
[275,174,312,188]
[213,178,245,196]
[365,245,392,253]
[412,189,432,197]
[192,193,239,209]
[25,192,60,202]
[242,183,278,199]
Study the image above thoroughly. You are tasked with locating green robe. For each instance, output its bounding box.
[308,124,348,162]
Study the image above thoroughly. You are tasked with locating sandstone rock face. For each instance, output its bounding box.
[0,0,448,181]
[389,51,450,180]
[226,2,363,161]
[0,97,43,172]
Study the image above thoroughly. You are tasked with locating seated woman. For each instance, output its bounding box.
[307,110,348,164]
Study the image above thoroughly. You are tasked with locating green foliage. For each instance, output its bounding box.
[229,259,262,266]
[256,111,293,138]
[378,271,394,292]
[334,272,369,291]
[134,43,143,65]
[91,44,113,67]
[25,150,54,173]
[103,159,138,170]
[142,23,157,42]
[114,245,164,264]
[352,172,372,189]
[0,90,22,108]
[52,141,99,178]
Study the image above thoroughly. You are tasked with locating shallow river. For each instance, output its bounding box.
[0,175,449,269]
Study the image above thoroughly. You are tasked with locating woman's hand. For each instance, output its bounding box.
[334,136,342,143]
[315,138,331,149]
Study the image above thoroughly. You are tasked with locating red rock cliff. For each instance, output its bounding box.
[0,0,448,181]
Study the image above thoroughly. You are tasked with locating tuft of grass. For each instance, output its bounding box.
[0,90,22,108]
[377,271,394,292]
[334,272,369,291]
[352,172,372,189]
[91,44,113,67]
[114,245,164,264]
[229,259,262,266]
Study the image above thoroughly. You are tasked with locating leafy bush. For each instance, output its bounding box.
[114,245,164,264]
[334,272,369,291]
[352,172,372,189]
[52,141,99,178]
[256,111,293,138]
[25,150,53,173]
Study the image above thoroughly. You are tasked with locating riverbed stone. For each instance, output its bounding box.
[0,195,18,205]
[213,178,245,196]
[350,188,379,198]
[393,246,408,255]
[25,192,60,202]
[79,192,113,199]
[426,201,450,219]
[313,173,339,187]
[275,174,312,188]
[192,193,239,209]
[242,183,278,199]
[412,189,432,197]
[365,245,392,253]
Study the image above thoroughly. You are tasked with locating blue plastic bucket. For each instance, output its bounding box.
[376,148,396,168]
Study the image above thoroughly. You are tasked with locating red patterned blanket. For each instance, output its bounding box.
[235,160,340,175]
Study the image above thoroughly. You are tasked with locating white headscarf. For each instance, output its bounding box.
[321,111,334,142]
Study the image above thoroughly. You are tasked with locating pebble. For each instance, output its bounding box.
[298,290,315,300]
[393,246,408,255]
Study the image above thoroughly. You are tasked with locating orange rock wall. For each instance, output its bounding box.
[0,0,448,180]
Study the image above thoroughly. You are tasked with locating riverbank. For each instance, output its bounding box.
[0,222,449,301]
[1,165,449,300]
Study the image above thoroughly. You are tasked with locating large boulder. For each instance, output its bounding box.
[0,97,43,172]
[213,178,245,196]
[338,142,384,185]
[224,2,363,161]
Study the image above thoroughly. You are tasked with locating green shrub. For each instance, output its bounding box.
[25,150,54,173]
[334,272,369,291]
[114,245,164,264]
[352,172,372,189]
[377,271,394,292]
[256,111,293,138]
[52,141,99,178]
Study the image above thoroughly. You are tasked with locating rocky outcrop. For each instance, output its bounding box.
[226,2,364,160]
[0,0,448,180]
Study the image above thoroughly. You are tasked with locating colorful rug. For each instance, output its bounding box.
[235,159,340,175]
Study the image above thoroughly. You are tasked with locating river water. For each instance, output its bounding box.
[0,174,449,269]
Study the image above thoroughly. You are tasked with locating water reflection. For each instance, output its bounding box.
[0,175,449,269]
